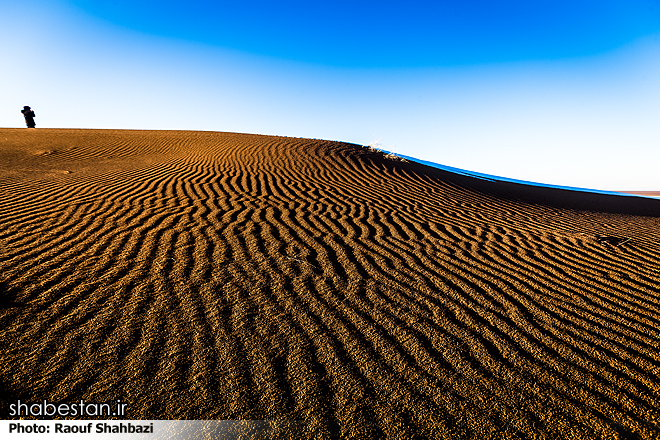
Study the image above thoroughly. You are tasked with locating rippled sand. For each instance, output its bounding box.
[1,128,659,439]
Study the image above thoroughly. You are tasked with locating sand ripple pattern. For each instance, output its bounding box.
[1,129,660,439]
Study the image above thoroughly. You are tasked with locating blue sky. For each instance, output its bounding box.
[2,0,660,190]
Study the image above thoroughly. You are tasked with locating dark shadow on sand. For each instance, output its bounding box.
[0,281,21,309]
[392,158,660,217]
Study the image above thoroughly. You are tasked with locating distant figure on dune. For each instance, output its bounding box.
[21,106,36,128]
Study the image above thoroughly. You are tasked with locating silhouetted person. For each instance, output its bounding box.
[21,106,36,128]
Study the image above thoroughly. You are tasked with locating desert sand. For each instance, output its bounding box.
[618,191,660,198]
[1,128,659,439]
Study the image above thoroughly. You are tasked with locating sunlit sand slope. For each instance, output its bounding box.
[1,129,659,439]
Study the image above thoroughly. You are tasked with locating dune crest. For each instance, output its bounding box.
[1,129,659,438]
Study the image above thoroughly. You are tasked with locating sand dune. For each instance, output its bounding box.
[618,191,660,199]
[1,128,659,439]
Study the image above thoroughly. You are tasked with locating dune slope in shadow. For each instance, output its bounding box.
[1,129,659,439]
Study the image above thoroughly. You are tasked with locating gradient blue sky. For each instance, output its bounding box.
[2,0,660,190]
